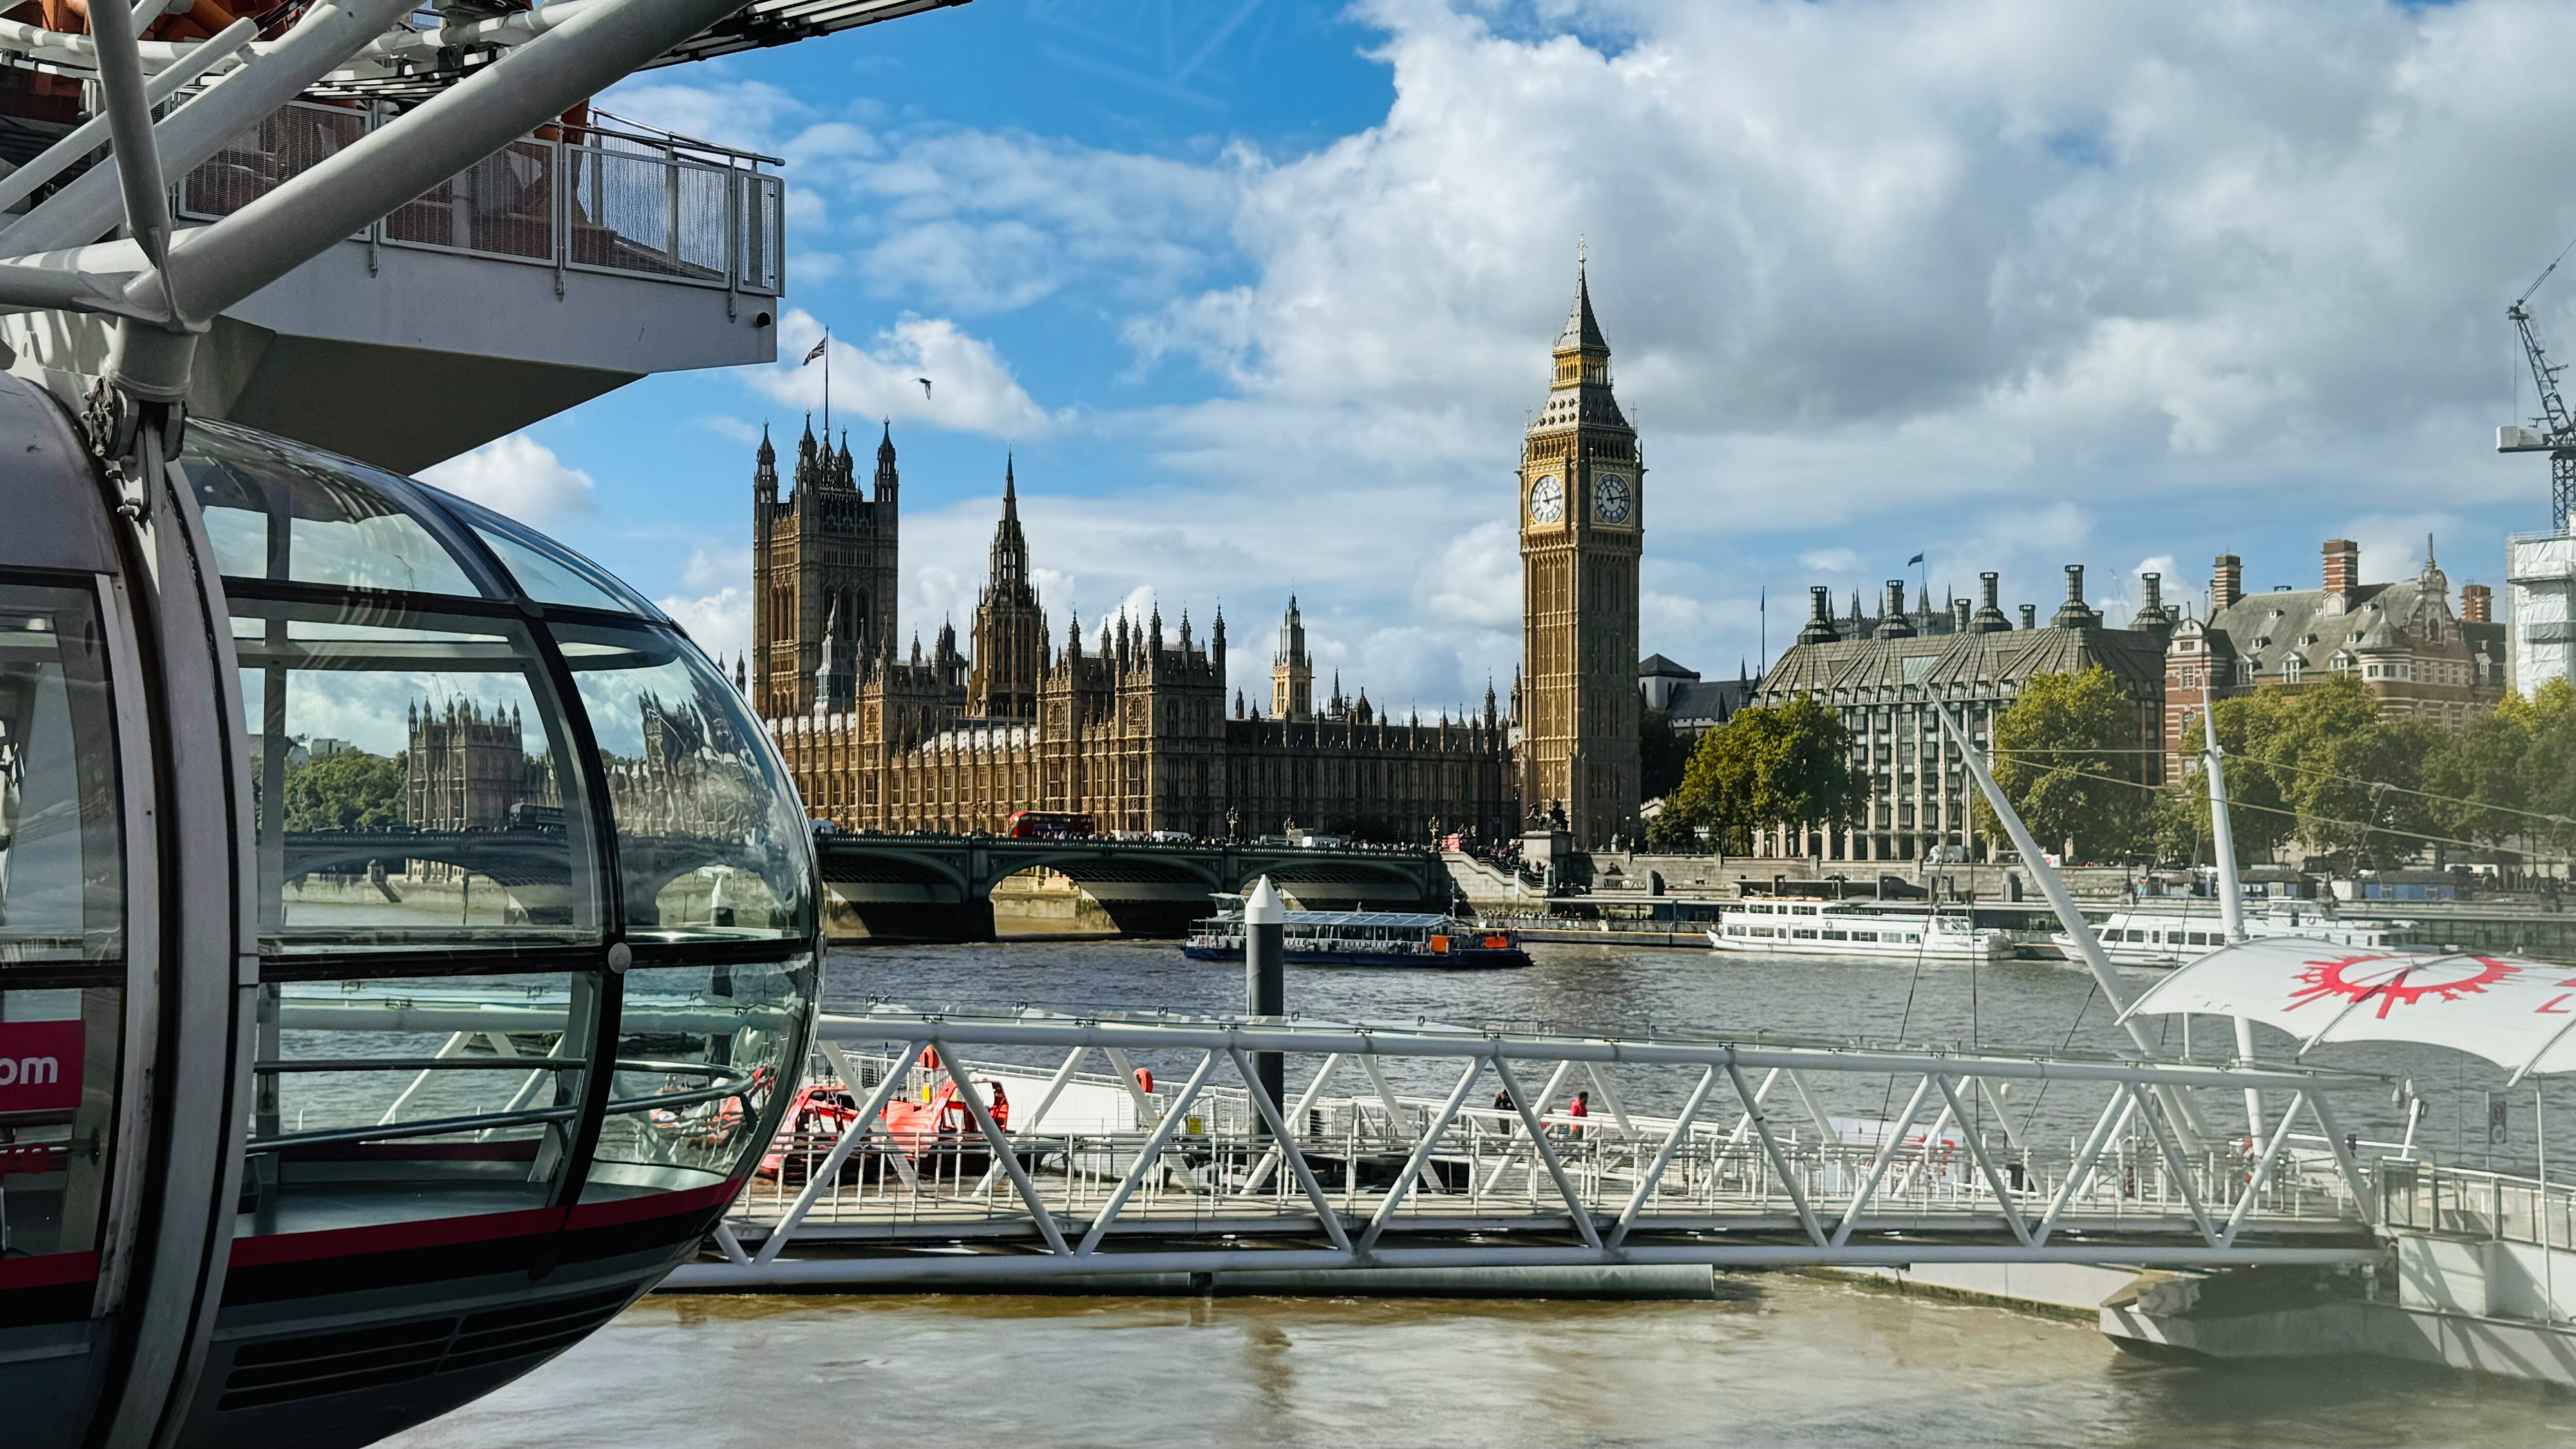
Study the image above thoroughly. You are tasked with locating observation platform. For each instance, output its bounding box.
[5,107,783,471]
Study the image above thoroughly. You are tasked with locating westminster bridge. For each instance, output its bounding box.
[815,833,1452,939]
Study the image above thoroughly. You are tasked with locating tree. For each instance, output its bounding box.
[1649,695,1857,852]
[284,748,408,831]
[2516,679,2576,859]
[2424,705,2533,852]
[2151,689,2298,866]
[1978,668,2149,862]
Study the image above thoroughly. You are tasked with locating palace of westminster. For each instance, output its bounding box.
[746,262,1646,847]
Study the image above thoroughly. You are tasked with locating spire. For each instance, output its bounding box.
[877,419,895,462]
[756,421,774,465]
[1555,243,1608,353]
[985,455,1031,596]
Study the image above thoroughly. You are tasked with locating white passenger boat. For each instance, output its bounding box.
[1705,899,2012,963]
[2055,906,2414,969]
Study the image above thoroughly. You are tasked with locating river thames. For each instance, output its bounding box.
[386,939,2576,1447]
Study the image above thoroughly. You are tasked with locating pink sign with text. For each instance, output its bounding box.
[0,1020,82,1113]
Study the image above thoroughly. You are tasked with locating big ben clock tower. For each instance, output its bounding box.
[1519,253,1641,848]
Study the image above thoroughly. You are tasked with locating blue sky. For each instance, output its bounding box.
[426,0,2576,714]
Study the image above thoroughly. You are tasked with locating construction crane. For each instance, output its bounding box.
[2500,257,2576,534]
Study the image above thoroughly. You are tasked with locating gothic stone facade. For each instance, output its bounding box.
[1755,567,2168,863]
[751,419,899,719]
[2164,539,2506,778]
[756,450,1514,842]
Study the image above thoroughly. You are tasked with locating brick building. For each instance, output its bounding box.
[2164,539,2506,776]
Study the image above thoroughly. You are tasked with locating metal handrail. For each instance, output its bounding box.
[167,99,784,296]
[245,1056,759,1153]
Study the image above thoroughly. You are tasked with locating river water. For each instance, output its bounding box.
[382,940,2576,1447]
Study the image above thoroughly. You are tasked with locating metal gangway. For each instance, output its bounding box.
[679,1005,2390,1288]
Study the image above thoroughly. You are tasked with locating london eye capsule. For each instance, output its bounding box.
[0,372,821,1449]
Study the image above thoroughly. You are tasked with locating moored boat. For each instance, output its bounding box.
[1183,910,1532,968]
[2054,904,2414,969]
[1705,898,2011,963]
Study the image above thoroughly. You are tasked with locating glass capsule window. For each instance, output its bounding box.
[231,595,604,952]
[169,415,818,1243]
[552,622,814,943]
[0,985,122,1276]
[239,973,597,1239]
[183,423,488,598]
[584,958,811,1201]
[0,585,122,964]
[430,490,656,617]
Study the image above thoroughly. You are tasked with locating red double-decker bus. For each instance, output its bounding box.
[1005,810,1096,840]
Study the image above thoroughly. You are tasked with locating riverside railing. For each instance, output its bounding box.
[689,1006,2389,1285]
[174,101,783,299]
[2380,1158,2576,1253]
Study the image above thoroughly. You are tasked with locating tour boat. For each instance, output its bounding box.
[1705,898,2012,963]
[1183,910,1533,969]
[2055,905,2414,969]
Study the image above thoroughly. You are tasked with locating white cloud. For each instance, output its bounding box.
[1799,548,1863,574]
[750,309,1065,439]
[681,545,752,593]
[658,586,751,665]
[418,433,595,527]
[604,76,1238,317]
[692,415,762,447]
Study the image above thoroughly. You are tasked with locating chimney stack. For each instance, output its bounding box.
[2052,564,2099,628]
[2212,553,2242,612]
[2131,572,2176,642]
[2322,539,2359,615]
[1875,581,1915,639]
[1974,572,2011,633]
[2462,583,2493,624]
[2019,603,2038,630]
[1952,598,1972,632]
[1799,585,1840,644]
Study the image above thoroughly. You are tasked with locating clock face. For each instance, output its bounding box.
[1528,474,1564,524]
[1593,473,1632,524]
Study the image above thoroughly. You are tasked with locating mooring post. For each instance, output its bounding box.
[1245,876,1287,1137]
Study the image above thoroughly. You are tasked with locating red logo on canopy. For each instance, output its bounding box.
[2287,953,2518,1018]
[0,1020,81,1112]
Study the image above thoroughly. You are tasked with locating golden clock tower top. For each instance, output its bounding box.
[1517,253,1642,848]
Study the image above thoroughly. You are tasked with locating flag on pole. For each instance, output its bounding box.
[1906,552,1925,566]
[802,335,829,365]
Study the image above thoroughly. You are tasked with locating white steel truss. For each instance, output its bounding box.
[686,1007,2388,1288]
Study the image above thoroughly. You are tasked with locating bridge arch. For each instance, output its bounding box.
[1224,852,1448,912]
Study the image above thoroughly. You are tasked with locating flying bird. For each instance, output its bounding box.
[916,378,933,400]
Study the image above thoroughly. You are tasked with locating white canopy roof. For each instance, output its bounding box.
[2127,939,2576,1082]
